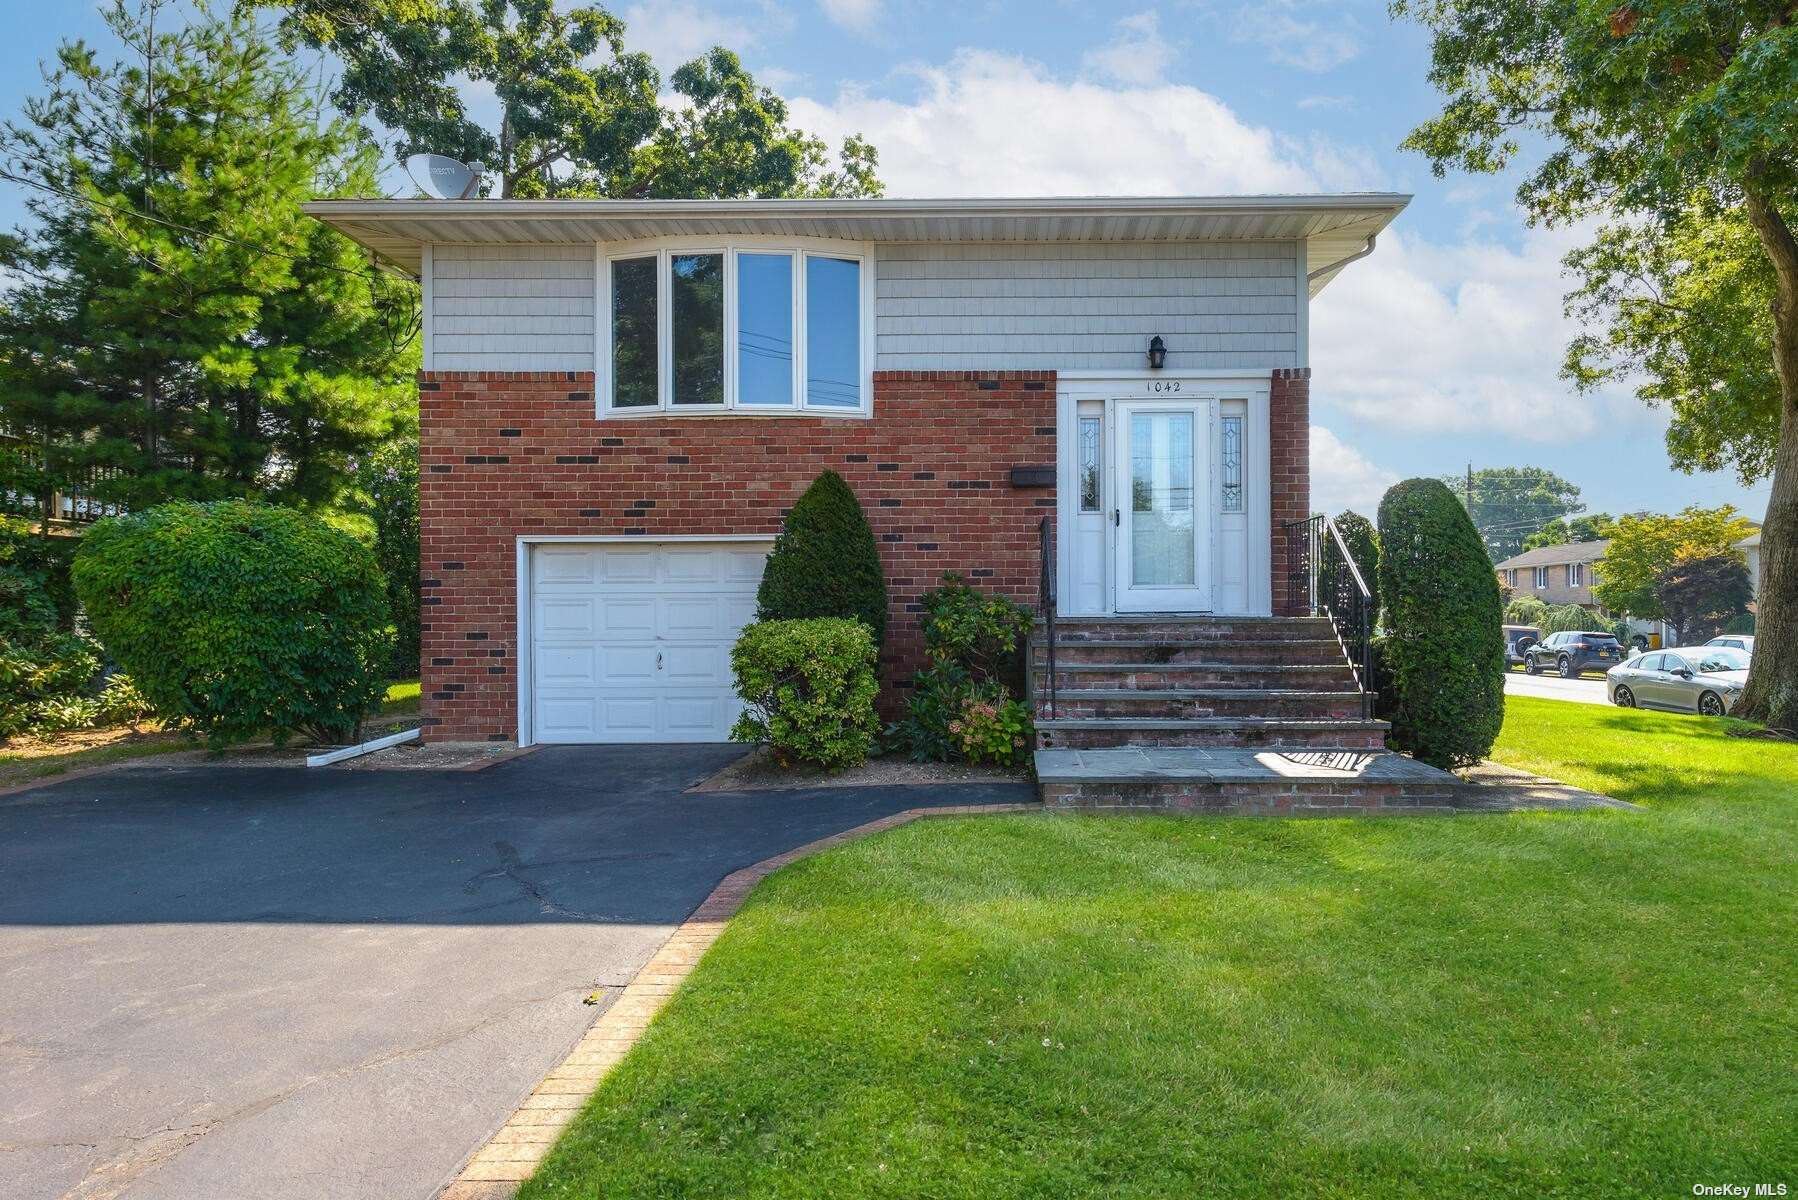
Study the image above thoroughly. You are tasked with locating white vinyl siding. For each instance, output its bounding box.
[423,239,1303,374]
[430,244,595,372]
[873,241,1300,372]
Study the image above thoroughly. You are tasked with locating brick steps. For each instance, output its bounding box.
[1037,663,1357,691]
[1035,747,1462,815]
[1035,717,1389,750]
[1048,689,1367,720]
[1035,638,1346,666]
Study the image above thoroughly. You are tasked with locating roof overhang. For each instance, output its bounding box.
[302,193,1409,295]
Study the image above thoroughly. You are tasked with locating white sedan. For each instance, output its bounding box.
[1606,646,1750,716]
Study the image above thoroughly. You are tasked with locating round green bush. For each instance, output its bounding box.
[1376,478,1506,769]
[755,471,887,650]
[729,618,879,770]
[72,500,392,748]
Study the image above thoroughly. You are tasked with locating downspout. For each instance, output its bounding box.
[1307,234,1378,284]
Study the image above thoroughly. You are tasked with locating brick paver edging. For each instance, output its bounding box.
[438,802,1042,1199]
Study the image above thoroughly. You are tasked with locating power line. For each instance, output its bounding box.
[0,165,403,285]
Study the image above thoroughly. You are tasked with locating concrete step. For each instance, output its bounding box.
[1040,689,1367,721]
[1034,746,1461,814]
[1034,663,1358,691]
[1034,638,1347,666]
[1034,717,1389,751]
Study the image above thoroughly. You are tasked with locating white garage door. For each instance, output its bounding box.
[528,541,770,743]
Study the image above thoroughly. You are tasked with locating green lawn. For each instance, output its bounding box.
[522,697,1796,1199]
[382,677,421,714]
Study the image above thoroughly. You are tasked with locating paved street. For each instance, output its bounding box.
[1504,669,1612,706]
[0,747,1031,1200]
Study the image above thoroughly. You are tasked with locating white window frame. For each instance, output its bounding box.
[1567,561,1585,588]
[598,236,876,419]
[1534,565,1549,590]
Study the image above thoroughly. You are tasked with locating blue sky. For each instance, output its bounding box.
[0,0,1773,525]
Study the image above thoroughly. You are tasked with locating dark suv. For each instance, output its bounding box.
[1525,630,1625,678]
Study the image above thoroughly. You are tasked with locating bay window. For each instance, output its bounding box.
[603,240,870,416]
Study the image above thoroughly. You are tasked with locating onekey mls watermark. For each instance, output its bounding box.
[1691,1185,1788,1197]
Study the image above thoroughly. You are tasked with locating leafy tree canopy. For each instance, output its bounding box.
[1655,552,1753,643]
[1392,0,1798,727]
[0,0,418,519]
[1521,512,1617,553]
[266,0,882,199]
[1592,505,1756,620]
[1444,466,1585,562]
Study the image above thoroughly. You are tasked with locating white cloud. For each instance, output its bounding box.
[819,0,882,36]
[1231,3,1361,72]
[1310,223,1651,442]
[622,1,762,70]
[1311,426,1399,516]
[786,49,1319,196]
[1296,94,1352,110]
[1081,11,1177,86]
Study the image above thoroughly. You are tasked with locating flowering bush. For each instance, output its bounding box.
[947,688,1034,767]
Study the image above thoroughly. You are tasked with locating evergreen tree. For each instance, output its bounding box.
[0,0,418,519]
[756,471,887,651]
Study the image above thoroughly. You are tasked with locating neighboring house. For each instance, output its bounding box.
[308,193,1407,745]
[1495,540,1611,607]
[1735,530,1761,610]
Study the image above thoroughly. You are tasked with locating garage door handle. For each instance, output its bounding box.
[656,650,663,671]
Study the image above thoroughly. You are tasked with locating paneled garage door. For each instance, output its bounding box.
[528,540,770,743]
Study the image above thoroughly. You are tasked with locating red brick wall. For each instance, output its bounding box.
[417,370,1057,741]
[1269,367,1312,615]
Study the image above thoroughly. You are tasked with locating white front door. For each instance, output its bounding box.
[528,540,769,743]
[1113,400,1212,612]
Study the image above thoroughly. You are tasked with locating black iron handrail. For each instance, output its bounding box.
[1038,514,1056,720]
[1283,514,1376,720]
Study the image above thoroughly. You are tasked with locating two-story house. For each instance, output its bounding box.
[1495,540,1610,607]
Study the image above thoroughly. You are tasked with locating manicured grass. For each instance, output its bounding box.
[382,678,421,715]
[522,697,1796,1198]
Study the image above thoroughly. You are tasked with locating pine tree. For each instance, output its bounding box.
[0,0,417,519]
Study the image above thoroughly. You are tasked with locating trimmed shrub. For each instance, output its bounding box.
[1377,478,1505,769]
[72,500,391,748]
[755,471,887,650]
[729,618,879,770]
[359,440,420,679]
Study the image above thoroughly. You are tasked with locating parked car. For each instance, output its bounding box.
[1705,634,1755,656]
[1524,630,1626,678]
[1607,646,1750,716]
[1503,625,1540,669]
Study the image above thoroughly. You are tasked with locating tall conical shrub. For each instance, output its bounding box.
[756,471,887,650]
[1377,478,1505,768]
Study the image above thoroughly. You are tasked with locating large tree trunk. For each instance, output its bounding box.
[1737,187,1798,732]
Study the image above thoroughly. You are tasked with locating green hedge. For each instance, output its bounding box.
[1,516,103,737]
[359,440,420,679]
[755,471,887,650]
[1376,479,1505,769]
[72,500,391,748]
[730,618,879,770]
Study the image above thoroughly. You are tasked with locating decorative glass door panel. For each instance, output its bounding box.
[1114,401,1211,611]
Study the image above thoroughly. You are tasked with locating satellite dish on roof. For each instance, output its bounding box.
[405,153,485,199]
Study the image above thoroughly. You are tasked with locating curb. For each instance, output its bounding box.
[437,802,1041,1199]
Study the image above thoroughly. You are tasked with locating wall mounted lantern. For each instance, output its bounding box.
[1147,335,1167,369]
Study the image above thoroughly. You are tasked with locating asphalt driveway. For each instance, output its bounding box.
[0,746,1032,1200]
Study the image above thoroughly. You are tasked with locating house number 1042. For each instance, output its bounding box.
[1145,380,1182,393]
